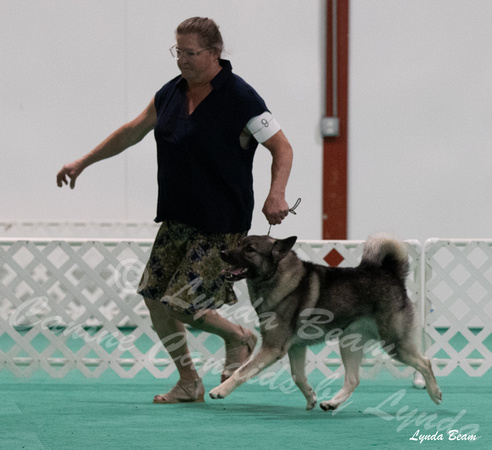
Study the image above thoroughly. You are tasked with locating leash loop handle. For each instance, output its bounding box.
[267,197,301,236]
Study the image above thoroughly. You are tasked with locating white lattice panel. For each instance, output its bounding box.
[424,239,492,376]
[0,239,159,377]
[0,238,422,379]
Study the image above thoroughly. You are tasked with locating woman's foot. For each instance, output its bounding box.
[221,326,258,383]
[153,378,205,404]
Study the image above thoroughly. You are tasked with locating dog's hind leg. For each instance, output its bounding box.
[288,345,316,410]
[377,313,442,405]
[320,321,374,412]
[391,340,442,405]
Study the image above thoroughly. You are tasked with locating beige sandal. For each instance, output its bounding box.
[153,378,205,404]
[221,326,258,383]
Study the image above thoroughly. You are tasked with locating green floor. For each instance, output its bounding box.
[1,367,490,449]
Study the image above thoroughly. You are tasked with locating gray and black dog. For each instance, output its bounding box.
[209,234,442,411]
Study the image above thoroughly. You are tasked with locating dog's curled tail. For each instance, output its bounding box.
[360,234,409,280]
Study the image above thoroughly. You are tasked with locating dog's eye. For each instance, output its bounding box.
[245,244,255,253]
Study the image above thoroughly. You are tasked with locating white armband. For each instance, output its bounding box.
[246,112,281,143]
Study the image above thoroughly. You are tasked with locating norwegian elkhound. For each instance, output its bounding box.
[209,234,442,411]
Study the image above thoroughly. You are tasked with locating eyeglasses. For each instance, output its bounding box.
[169,45,211,60]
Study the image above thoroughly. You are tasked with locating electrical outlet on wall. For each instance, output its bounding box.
[321,117,340,137]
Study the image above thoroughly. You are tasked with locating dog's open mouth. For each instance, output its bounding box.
[222,267,249,282]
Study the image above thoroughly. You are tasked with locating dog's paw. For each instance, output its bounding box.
[209,386,227,400]
[431,388,442,405]
[319,401,338,412]
[306,392,317,411]
[306,399,317,411]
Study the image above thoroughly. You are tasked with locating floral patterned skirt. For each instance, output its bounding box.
[137,220,246,314]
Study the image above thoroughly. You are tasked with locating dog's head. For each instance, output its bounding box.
[221,235,297,282]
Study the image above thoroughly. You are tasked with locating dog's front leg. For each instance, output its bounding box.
[288,345,317,410]
[209,346,284,399]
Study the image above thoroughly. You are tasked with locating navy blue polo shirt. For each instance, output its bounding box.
[153,60,269,234]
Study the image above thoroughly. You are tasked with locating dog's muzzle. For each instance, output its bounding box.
[221,267,249,282]
[220,251,250,281]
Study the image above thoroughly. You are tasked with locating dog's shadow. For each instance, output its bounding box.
[206,402,370,420]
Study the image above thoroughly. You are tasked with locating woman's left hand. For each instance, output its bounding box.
[262,194,290,225]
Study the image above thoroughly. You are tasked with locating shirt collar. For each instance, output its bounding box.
[177,59,232,90]
[210,59,232,90]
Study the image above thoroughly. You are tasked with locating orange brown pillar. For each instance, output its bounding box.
[323,0,349,239]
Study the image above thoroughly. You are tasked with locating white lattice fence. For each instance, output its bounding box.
[0,240,160,377]
[0,238,422,379]
[423,239,492,376]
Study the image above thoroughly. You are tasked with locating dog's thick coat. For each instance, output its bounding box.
[209,235,442,411]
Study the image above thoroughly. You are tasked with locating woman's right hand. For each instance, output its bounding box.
[56,160,85,189]
[56,97,157,191]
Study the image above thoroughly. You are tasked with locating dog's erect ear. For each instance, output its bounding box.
[272,236,297,260]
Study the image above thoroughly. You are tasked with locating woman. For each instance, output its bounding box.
[57,17,293,403]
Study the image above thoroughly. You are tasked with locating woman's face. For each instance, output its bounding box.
[175,33,218,86]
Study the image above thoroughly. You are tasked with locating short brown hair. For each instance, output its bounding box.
[176,17,224,55]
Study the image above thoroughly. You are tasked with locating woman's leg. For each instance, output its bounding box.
[145,298,257,401]
[186,309,258,381]
[145,298,200,382]
[140,221,256,402]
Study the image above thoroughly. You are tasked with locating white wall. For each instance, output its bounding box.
[0,0,324,240]
[349,0,492,243]
[2,0,492,243]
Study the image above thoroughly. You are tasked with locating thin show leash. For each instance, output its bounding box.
[267,197,302,236]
